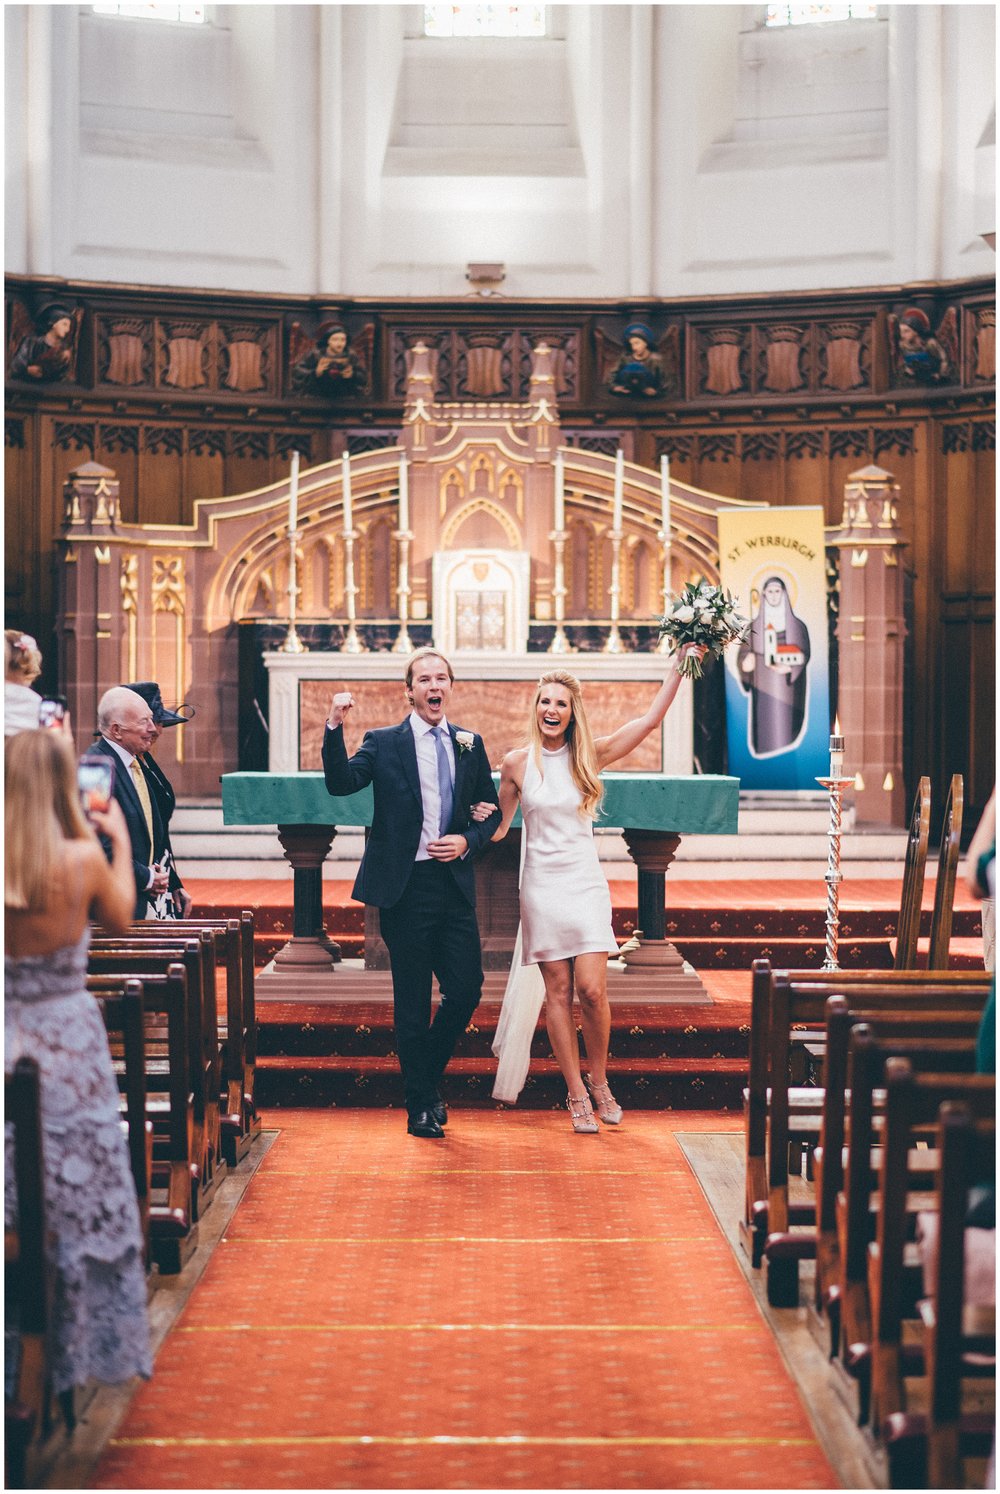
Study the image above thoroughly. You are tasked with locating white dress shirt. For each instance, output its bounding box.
[409,711,455,861]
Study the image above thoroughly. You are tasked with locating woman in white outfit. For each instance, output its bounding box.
[481,648,701,1133]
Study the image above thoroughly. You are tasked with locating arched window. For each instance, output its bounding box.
[423,5,546,38]
[765,4,877,26]
[92,3,206,22]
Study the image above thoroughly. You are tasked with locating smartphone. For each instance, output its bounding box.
[78,755,115,816]
[39,696,67,728]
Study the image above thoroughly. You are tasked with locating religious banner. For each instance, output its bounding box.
[718,506,830,790]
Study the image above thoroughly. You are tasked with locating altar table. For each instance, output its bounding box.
[222,771,739,1000]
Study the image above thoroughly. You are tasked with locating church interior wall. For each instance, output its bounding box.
[5,5,995,298]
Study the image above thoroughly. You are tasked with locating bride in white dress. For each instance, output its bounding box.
[482,648,702,1132]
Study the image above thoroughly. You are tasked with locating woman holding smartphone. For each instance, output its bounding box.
[5,730,152,1409]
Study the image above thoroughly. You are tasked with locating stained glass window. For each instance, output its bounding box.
[91,3,206,22]
[766,4,878,25]
[423,5,546,38]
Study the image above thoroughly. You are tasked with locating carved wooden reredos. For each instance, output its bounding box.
[58,341,767,792]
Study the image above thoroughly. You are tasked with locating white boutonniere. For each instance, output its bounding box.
[455,730,474,756]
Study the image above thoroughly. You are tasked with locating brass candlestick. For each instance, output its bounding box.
[604,528,624,653]
[280,528,306,654]
[548,527,574,654]
[341,527,366,654]
[392,527,414,655]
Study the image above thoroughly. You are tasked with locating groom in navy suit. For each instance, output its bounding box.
[323,651,501,1138]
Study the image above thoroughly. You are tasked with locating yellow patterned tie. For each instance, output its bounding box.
[130,757,154,849]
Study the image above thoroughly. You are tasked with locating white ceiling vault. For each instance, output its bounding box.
[5,3,995,298]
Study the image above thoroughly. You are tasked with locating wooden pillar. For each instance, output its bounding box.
[833,463,908,826]
[57,461,122,753]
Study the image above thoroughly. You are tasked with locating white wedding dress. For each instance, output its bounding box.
[492,745,618,1102]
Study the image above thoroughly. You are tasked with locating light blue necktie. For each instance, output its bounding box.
[430,726,454,835]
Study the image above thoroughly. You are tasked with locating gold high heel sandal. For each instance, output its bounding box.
[566,1092,600,1134]
[583,1074,623,1125]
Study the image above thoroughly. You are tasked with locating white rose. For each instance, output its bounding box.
[673,605,695,624]
[455,730,475,754]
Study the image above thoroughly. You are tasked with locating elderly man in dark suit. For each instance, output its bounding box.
[126,680,194,918]
[92,686,168,919]
[323,650,501,1138]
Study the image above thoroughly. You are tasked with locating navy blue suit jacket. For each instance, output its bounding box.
[92,737,167,917]
[322,718,501,909]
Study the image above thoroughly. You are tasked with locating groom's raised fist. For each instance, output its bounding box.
[327,691,355,729]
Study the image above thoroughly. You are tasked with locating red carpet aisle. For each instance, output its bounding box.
[93,1111,836,1490]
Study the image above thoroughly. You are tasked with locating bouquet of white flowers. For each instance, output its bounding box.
[657,580,748,679]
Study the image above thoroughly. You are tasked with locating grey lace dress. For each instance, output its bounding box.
[5,926,152,1393]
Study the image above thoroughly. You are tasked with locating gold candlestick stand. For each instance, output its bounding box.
[548,527,574,654]
[604,528,624,653]
[341,527,366,654]
[280,528,306,654]
[817,774,853,970]
[392,528,414,655]
[655,529,673,654]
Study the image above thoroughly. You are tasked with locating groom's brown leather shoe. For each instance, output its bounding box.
[407,1109,445,1139]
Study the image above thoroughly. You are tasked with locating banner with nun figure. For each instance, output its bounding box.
[718,506,830,790]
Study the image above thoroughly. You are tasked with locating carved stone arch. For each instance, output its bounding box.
[626,535,657,616]
[498,464,524,518]
[441,466,466,514]
[440,497,522,550]
[567,517,598,617]
[360,514,396,615]
[469,452,495,498]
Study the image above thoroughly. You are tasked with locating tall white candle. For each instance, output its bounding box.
[830,714,845,778]
[398,455,409,532]
[660,452,671,540]
[288,449,299,533]
[554,449,565,531]
[341,450,352,532]
[613,448,624,531]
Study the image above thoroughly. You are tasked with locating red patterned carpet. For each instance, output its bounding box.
[92,1111,836,1491]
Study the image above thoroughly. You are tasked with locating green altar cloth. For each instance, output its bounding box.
[221,771,739,835]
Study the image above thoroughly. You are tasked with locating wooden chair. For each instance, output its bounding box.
[89,933,224,1214]
[742,961,991,1277]
[94,981,153,1264]
[894,776,931,969]
[125,915,260,1164]
[813,1000,980,1358]
[86,965,198,1274]
[893,1103,996,1489]
[765,978,989,1306]
[4,1058,50,1490]
[867,1061,994,1436]
[928,773,964,969]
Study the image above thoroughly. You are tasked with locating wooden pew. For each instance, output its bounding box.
[4,1058,51,1490]
[928,773,963,969]
[813,1000,980,1356]
[884,1102,995,1488]
[89,932,224,1215]
[867,1061,994,1436]
[894,776,931,969]
[741,960,991,1268]
[763,974,990,1305]
[122,915,260,1165]
[86,966,198,1274]
[93,981,153,1264]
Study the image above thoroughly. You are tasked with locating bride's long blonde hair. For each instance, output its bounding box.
[528,670,603,819]
[5,730,93,911]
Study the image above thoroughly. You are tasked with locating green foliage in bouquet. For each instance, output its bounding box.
[657,579,749,679]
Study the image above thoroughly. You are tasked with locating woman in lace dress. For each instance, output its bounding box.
[486,650,701,1132]
[5,730,152,1407]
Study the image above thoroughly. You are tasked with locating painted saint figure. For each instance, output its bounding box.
[609,321,665,398]
[291,323,367,396]
[737,576,811,756]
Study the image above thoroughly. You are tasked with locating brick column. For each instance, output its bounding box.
[832,463,908,826]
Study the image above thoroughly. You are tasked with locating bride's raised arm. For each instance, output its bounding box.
[470,748,527,841]
[594,644,704,770]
